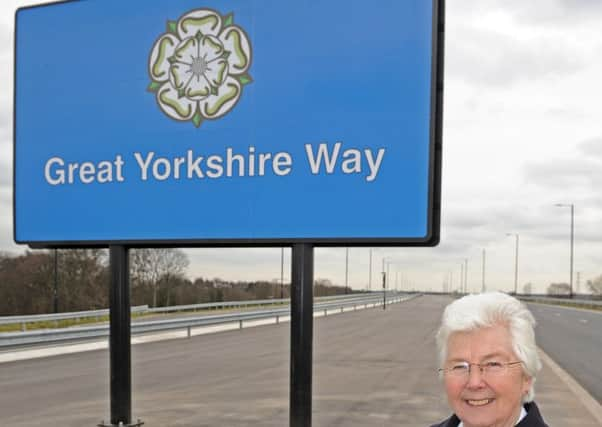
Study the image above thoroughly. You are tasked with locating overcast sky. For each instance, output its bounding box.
[1,0,601,295]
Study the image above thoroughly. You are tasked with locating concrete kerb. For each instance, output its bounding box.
[538,347,602,425]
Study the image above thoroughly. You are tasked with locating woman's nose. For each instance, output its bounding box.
[466,365,486,388]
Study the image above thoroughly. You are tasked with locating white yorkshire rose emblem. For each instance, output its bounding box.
[148,9,253,128]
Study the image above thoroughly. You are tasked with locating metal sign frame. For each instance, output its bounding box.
[13,0,443,249]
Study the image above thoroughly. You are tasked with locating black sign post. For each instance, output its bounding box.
[382,272,387,310]
[290,243,314,426]
[99,246,143,427]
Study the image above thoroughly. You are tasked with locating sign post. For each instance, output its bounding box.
[100,246,143,427]
[290,244,314,426]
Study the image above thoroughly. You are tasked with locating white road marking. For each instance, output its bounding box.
[368,413,391,419]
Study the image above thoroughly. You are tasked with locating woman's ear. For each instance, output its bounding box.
[521,374,533,397]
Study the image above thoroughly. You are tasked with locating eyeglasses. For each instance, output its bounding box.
[438,361,523,378]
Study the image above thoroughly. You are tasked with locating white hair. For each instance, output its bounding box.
[436,292,542,402]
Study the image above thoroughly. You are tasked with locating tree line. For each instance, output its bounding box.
[0,249,352,316]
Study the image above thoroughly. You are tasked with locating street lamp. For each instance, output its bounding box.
[280,247,284,299]
[382,257,392,283]
[368,248,373,291]
[481,249,486,293]
[385,260,406,292]
[381,257,406,304]
[506,233,519,294]
[555,203,574,298]
[344,247,349,294]
[381,256,391,310]
[54,249,59,313]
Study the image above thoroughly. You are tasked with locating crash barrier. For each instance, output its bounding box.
[0,305,149,331]
[0,293,378,330]
[0,293,414,348]
[519,295,602,309]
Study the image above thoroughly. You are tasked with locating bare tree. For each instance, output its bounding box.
[130,248,189,307]
[547,282,571,296]
[160,249,189,306]
[57,249,108,310]
[586,275,602,296]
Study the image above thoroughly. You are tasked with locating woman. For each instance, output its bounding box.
[431,292,549,427]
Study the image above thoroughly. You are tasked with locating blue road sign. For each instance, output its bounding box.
[14,0,443,246]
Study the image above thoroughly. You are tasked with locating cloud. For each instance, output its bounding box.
[441,196,602,250]
[513,0,602,25]
[0,183,15,253]
[544,107,589,121]
[522,136,602,197]
[452,0,602,27]
[446,26,585,88]
[0,55,13,150]
[185,247,290,282]
[0,135,12,189]
[525,160,599,189]
[578,138,602,159]
[0,172,10,190]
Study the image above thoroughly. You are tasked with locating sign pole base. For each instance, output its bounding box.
[290,243,314,427]
[98,420,144,427]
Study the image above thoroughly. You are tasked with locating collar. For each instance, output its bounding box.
[457,405,527,427]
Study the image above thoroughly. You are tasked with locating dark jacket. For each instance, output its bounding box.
[430,401,549,427]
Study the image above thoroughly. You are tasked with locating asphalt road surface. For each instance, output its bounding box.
[0,296,451,426]
[0,296,599,426]
[528,302,602,402]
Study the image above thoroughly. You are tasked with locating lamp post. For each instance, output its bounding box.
[381,257,394,309]
[344,247,349,294]
[53,249,59,313]
[481,249,486,293]
[386,262,391,289]
[381,257,388,310]
[368,248,372,291]
[506,233,519,294]
[555,203,574,298]
[280,247,284,299]
[386,261,405,293]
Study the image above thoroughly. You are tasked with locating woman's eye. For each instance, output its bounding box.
[485,361,503,368]
[451,363,468,371]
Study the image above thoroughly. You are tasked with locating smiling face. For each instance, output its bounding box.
[443,323,532,427]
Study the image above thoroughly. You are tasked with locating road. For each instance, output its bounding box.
[528,302,602,402]
[0,295,599,426]
[0,296,449,426]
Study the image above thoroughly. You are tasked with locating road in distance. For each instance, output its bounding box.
[528,302,602,402]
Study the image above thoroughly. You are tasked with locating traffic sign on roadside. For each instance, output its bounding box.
[14,0,443,247]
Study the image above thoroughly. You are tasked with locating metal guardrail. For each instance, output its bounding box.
[146,298,289,314]
[146,293,380,314]
[0,293,377,329]
[0,305,149,330]
[0,294,410,348]
[520,296,602,307]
